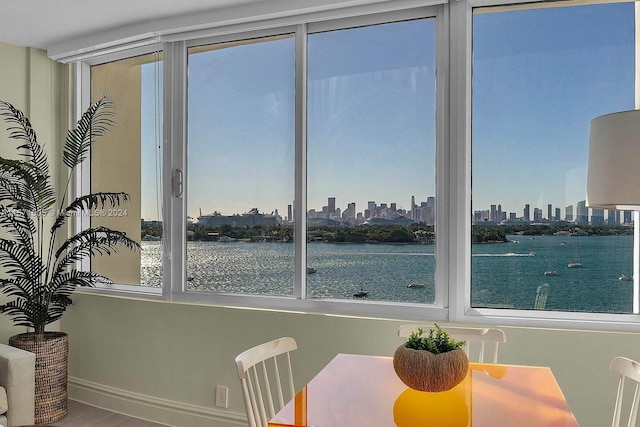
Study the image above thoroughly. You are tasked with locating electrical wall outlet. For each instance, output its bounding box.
[216,385,229,408]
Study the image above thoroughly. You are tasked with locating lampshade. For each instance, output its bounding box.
[586,109,640,210]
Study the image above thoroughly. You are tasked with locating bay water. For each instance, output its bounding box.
[140,234,634,313]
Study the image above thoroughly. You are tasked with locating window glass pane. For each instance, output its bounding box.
[91,52,163,287]
[472,3,635,312]
[186,35,295,295]
[307,19,437,302]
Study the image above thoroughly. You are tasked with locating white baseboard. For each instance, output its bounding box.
[68,376,247,427]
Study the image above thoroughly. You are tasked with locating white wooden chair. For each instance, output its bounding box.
[235,337,297,427]
[610,356,640,427]
[398,325,506,363]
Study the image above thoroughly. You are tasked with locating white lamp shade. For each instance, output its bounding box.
[587,109,640,210]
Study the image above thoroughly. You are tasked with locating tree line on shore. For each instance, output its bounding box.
[141,223,633,244]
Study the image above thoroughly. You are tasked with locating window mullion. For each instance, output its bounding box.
[294,24,308,299]
[163,41,188,299]
[434,4,449,310]
[75,62,92,273]
[447,0,472,322]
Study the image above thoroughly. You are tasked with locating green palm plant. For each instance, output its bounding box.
[0,96,140,340]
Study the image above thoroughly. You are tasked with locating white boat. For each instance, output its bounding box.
[544,270,557,276]
[567,262,583,268]
[218,236,237,242]
[619,274,633,281]
[407,283,426,288]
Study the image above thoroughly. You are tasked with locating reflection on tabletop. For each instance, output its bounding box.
[268,354,577,427]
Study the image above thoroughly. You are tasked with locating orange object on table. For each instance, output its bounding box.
[269,353,578,427]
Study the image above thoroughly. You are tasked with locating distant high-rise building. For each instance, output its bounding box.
[565,205,574,222]
[328,197,336,214]
[426,197,436,225]
[490,205,497,222]
[576,200,588,225]
[547,204,552,222]
[534,207,542,222]
[555,207,561,222]
[607,209,620,225]
[591,208,605,225]
[624,211,633,224]
[288,204,292,222]
[524,204,530,222]
[349,202,356,217]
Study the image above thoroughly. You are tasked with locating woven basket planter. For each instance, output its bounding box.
[393,345,469,392]
[9,332,68,424]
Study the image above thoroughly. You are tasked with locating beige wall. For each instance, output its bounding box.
[61,292,640,427]
[91,56,146,283]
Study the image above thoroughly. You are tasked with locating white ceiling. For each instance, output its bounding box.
[0,0,268,50]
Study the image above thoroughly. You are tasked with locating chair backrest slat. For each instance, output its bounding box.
[630,383,640,427]
[235,337,298,427]
[267,357,279,415]
[398,325,506,363]
[286,352,295,398]
[611,357,640,427]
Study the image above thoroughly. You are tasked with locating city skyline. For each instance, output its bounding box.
[189,193,633,227]
[473,200,633,226]
[195,195,435,226]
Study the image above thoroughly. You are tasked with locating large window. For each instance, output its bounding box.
[186,35,295,295]
[80,0,640,327]
[471,2,636,313]
[306,19,436,302]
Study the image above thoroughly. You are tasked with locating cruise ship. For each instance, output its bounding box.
[197,208,279,228]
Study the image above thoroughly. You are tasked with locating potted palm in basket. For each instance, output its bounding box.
[0,96,140,423]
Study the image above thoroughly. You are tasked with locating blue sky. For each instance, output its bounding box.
[140,2,635,221]
[472,3,635,216]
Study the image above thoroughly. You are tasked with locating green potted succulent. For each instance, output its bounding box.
[393,324,468,392]
[0,96,139,423]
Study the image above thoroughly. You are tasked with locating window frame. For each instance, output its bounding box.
[74,0,640,331]
[454,0,640,329]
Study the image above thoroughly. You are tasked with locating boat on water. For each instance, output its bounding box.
[569,229,588,236]
[567,262,583,268]
[218,236,237,242]
[407,283,426,288]
[307,267,317,274]
[619,274,633,281]
[544,270,557,276]
[353,288,368,297]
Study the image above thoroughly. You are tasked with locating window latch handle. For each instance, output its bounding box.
[172,168,183,198]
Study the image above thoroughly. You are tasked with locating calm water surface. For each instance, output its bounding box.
[140,234,633,313]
